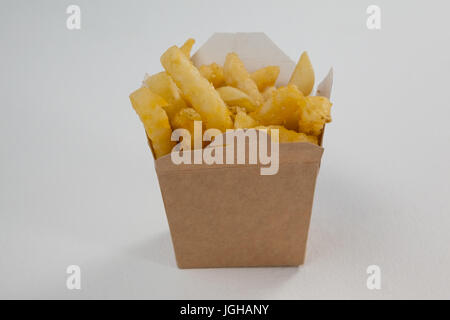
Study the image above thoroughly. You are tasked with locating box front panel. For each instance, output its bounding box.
[157,161,320,268]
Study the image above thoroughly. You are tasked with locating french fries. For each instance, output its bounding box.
[298,96,332,136]
[254,84,332,135]
[262,86,276,101]
[172,107,202,148]
[223,53,263,107]
[289,51,315,96]
[180,38,195,58]
[130,37,333,159]
[253,84,306,130]
[199,63,225,88]
[307,96,332,123]
[251,66,280,91]
[234,108,259,129]
[216,86,257,112]
[160,46,233,132]
[256,125,318,144]
[143,72,187,125]
[129,87,175,158]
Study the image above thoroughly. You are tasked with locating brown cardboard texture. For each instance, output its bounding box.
[152,33,333,268]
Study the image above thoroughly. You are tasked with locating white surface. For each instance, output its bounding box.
[0,0,449,299]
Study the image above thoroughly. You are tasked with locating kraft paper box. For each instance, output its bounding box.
[149,33,333,268]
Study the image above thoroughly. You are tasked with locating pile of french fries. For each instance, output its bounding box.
[130,38,333,158]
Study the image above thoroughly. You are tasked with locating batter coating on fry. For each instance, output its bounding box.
[161,46,233,132]
[223,53,263,107]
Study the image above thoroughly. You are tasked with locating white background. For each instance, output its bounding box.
[1,0,449,299]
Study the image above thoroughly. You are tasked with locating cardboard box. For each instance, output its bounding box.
[150,33,332,268]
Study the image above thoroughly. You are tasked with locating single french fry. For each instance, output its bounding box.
[143,72,187,124]
[223,53,263,106]
[199,63,225,88]
[180,38,195,58]
[216,86,257,112]
[172,107,202,148]
[234,108,259,129]
[253,84,306,131]
[129,87,175,158]
[289,51,315,96]
[160,46,233,132]
[256,125,318,145]
[251,66,280,91]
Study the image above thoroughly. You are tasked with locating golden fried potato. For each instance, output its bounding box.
[251,66,280,91]
[172,108,202,148]
[143,72,187,124]
[227,106,244,115]
[216,86,257,112]
[234,108,259,129]
[253,84,306,131]
[160,46,233,132]
[262,86,276,101]
[223,53,263,106]
[297,96,332,136]
[226,106,244,122]
[289,51,315,96]
[129,87,175,158]
[227,106,239,116]
[306,96,332,123]
[199,63,225,88]
[256,125,318,145]
[180,38,195,58]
